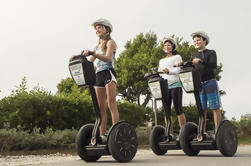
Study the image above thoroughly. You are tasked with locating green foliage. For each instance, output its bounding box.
[232,118,251,142]
[0,90,96,131]
[115,32,164,105]
[106,101,146,127]
[0,77,146,131]
[231,118,251,144]
[0,77,95,131]
[0,125,151,152]
[57,77,76,94]
[176,38,197,62]
[148,105,226,132]
[0,125,77,151]
[135,127,152,146]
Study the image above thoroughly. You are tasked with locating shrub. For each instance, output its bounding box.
[0,125,78,152]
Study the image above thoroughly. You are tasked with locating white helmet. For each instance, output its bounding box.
[91,18,113,33]
[191,31,210,45]
[163,37,177,49]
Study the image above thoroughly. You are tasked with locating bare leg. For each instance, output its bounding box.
[95,87,107,136]
[213,108,222,129]
[106,82,119,125]
[203,110,208,132]
[165,116,173,134]
[177,113,186,129]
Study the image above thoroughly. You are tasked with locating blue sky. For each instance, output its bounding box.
[0,0,250,120]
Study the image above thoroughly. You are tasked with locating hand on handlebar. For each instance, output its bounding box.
[162,68,169,74]
[82,50,95,56]
[144,73,151,78]
[174,62,182,67]
[82,50,90,56]
[192,58,201,65]
[69,50,95,62]
[69,55,77,62]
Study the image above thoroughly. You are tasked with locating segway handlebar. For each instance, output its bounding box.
[71,50,95,61]
[145,71,164,79]
[173,61,193,68]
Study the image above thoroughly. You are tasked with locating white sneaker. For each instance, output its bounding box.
[101,135,107,144]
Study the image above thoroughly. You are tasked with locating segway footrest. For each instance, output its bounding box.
[158,140,181,150]
[85,144,110,156]
[190,140,217,150]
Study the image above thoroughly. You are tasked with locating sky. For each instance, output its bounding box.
[0,0,250,120]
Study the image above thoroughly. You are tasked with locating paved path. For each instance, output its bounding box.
[40,145,251,166]
[1,146,250,166]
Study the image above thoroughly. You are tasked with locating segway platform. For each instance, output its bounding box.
[146,71,181,155]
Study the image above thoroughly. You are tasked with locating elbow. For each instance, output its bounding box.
[104,57,112,62]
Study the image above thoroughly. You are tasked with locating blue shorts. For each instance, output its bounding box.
[199,79,221,110]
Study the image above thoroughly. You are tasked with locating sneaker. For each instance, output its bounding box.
[170,133,179,141]
[101,135,107,144]
[193,132,214,142]
[204,132,215,140]
[193,134,204,142]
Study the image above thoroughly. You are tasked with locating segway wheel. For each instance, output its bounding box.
[76,124,101,162]
[216,120,238,157]
[108,122,138,162]
[149,125,167,155]
[180,122,200,156]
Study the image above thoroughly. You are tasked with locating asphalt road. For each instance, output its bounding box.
[40,146,251,166]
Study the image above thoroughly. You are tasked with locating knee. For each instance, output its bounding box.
[175,108,183,116]
[214,108,221,112]
[100,108,107,115]
[107,97,116,108]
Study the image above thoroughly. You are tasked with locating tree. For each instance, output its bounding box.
[115,32,164,106]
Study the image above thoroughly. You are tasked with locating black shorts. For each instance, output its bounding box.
[95,69,117,88]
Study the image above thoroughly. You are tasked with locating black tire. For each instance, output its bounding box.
[216,120,238,157]
[180,122,200,156]
[108,122,138,162]
[76,124,101,162]
[149,125,167,155]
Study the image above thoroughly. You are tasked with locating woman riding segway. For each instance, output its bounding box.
[69,18,138,162]
[145,37,186,155]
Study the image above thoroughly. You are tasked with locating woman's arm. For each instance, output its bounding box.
[88,46,97,62]
[168,55,182,75]
[93,40,116,62]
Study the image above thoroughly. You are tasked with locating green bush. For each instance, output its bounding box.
[136,127,151,146]
[0,125,78,152]
[0,125,149,152]
[117,101,146,127]
[231,118,251,144]
[146,105,226,132]
[0,77,146,131]
[0,91,96,131]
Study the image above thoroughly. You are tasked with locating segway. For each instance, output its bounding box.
[146,69,181,155]
[177,62,238,157]
[69,51,138,162]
